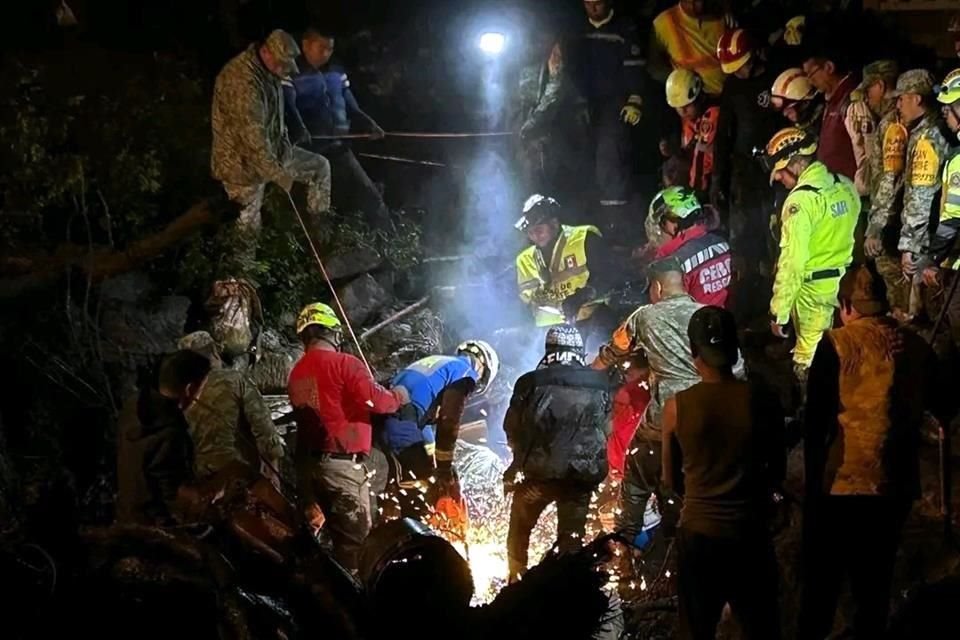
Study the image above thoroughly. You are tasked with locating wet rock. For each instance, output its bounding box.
[325,247,382,282]
[99,294,190,372]
[336,274,391,327]
[100,272,154,304]
[247,329,303,395]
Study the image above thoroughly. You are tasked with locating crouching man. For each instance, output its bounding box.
[504,325,612,582]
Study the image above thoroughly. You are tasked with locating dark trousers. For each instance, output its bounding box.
[592,104,633,233]
[677,526,781,640]
[317,147,391,231]
[797,495,911,640]
[507,479,594,579]
[384,443,435,520]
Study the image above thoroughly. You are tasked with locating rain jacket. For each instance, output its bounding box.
[504,362,612,485]
[655,223,732,308]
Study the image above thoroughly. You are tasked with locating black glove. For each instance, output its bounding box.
[502,465,519,494]
[562,286,595,321]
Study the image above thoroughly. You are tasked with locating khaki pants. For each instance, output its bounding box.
[303,454,372,573]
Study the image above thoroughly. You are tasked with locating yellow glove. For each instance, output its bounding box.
[620,104,642,126]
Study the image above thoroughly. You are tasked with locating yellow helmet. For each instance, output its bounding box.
[665,68,703,108]
[764,127,818,184]
[936,69,960,105]
[296,302,342,334]
[784,15,805,47]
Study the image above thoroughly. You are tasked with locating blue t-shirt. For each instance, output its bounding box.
[391,355,479,424]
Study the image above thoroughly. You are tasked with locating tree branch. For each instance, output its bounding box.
[0,200,220,299]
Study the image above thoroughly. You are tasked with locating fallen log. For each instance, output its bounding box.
[359,295,431,341]
[0,200,220,299]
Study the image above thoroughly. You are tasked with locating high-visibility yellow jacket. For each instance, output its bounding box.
[516,225,600,326]
[770,162,860,324]
[650,5,726,96]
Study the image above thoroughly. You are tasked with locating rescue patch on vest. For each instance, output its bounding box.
[950,172,960,188]
[909,136,940,187]
[565,255,578,269]
[785,203,799,219]
[882,122,907,174]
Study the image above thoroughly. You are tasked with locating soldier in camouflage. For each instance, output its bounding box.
[178,331,223,368]
[860,62,910,312]
[892,71,950,291]
[159,350,284,486]
[211,29,332,261]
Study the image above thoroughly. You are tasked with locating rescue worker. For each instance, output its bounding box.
[765,127,860,377]
[514,194,616,346]
[515,38,590,207]
[800,265,943,639]
[860,62,910,313]
[770,68,823,134]
[801,51,862,183]
[572,0,646,230]
[665,69,720,194]
[647,186,733,308]
[287,302,410,572]
[211,29,332,263]
[649,0,728,96]
[921,69,960,289]
[504,325,612,582]
[116,356,194,526]
[892,70,950,288]
[383,340,500,518]
[608,353,651,481]
[714,28,779,266]
[284,27,391,231]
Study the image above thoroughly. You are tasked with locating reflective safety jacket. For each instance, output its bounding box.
[650,4,726,95]
[517,225,602,326]
[866,110,907,239]
[770,162,860,325]
[927,149,960,266]
[681,105,720,192]
[655,223,732,308]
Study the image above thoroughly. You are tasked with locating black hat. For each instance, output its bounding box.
[687,306,739,368]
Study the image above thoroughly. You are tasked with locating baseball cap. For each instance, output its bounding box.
[264,29,301,76]
[687,306,739,369]
[890,69,936,98]
[851,60,899,102]
[177,331,221,362]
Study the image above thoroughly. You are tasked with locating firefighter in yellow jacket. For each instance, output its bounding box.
[515,194,615,340]
[764,128,860,377]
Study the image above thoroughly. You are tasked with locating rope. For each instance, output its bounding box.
[284,191,373,376]
[358,153,447,167]
[311,130,515,141]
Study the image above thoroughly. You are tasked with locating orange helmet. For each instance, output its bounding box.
[771,68,817,105]
[716,29,753,74]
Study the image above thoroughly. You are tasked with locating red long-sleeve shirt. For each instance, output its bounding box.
[608,381,651,476]
[288,349,402,454]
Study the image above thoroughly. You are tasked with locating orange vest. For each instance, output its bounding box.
[682,105,720,191]
[653,6,726,95]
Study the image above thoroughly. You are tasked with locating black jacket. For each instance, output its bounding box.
[504,364,612,485]
[115,388,193,525]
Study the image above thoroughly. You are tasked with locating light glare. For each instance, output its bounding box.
[479,32,506,55]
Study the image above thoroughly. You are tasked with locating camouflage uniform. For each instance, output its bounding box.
[178,331,222,367]
[867,108,909,310]
[211,33,331,250]
[183,368,284,480]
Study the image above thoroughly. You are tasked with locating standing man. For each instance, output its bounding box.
[799,266,943,639]
[572,0,646,231]
[211,29,332,261]
[504,326,612,582]
[649,0,728,97]
[287,302,410,572]
[284,27,391,231]
[801,50,862,184]
[663,306,784,640]
[861,62,910,313]
[921,69,960,288]
[713,28,779,267]
[893,70,950,288]
[765,127,860,379]
[665,69,720,194]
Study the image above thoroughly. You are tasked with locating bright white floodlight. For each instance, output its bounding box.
[478,32,506,55]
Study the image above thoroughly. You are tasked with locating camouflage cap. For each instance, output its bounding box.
[264,29,300,76]
[851,60,899,102]
[890,69,936,98]
[177,331,221,360]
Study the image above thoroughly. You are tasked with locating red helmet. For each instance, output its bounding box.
[716,28,753,74]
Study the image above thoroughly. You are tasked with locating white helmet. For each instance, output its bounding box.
[457,339,500,395]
